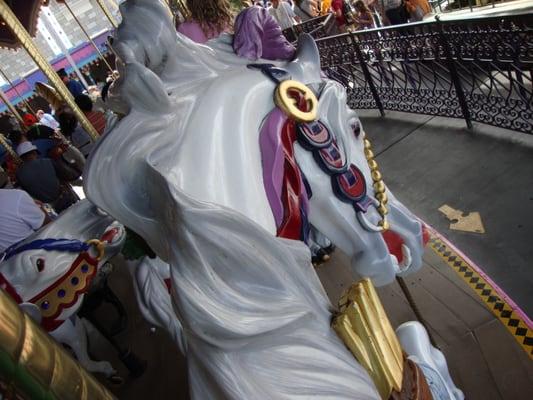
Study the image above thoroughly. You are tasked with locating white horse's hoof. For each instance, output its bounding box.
[95,361,117,378]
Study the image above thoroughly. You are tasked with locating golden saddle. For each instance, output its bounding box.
[332,278,432,400]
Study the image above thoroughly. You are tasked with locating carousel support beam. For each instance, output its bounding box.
[95,0,119,29]
[0,0,99,141]
[0,87,25,130]
[40,8,89,89]
[0,133,21,164]
[0,67,37,115]
[62,1,114,74]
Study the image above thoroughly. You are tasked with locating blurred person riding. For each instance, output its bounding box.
[380,0,409,25]
[36,109,60,130]
[20,113,58,159]
[15,141,78,213]
[57,68,85,98]
[268,0,302,30]
[177,0,233,44]
[57,109,94,158]
[294,0,319,21]
[0,170,50,253]
[353,0,375,29]
[75,94,106,136]
[405,0,431,21]
[331,0,347,31]
[81,65,96,86]
[321,0,332,14]
[22,113,38,128]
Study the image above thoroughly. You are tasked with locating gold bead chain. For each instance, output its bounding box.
[363,135,389,231]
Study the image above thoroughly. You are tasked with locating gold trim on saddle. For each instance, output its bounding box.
[30,255,97,320]
[332,278,404,399]
[274,80,318,123]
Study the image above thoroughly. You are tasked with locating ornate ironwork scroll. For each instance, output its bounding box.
[314,13,533,135]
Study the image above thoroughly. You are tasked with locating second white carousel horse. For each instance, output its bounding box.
[0,200,126,377]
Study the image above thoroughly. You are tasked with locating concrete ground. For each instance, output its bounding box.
[360,110,533,319]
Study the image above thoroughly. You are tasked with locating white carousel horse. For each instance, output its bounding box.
[83,0,454,398]
[0,200,126,377]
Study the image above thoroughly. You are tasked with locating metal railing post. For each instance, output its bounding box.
[436,18,472,129]
[352,33,385,116]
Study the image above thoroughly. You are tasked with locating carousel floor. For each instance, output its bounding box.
[87,241,533,399]
[361,110,533,321]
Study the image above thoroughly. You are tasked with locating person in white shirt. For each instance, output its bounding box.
[0,172,47,253]
[36,109,60,130]
[269,0,301,30]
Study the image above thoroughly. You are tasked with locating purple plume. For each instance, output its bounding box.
[233,7,296,61]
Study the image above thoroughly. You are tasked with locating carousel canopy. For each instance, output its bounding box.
[0,0,67,50]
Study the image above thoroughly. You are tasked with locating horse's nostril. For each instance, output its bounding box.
[36,258,45,272]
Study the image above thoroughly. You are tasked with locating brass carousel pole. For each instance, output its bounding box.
[61,0,114,74]
[94,0,119,29]
[0,289,116,400]
[0,133,21,163]
[0,0,99,141]
[0,67,37,115]
[0,87,25,129]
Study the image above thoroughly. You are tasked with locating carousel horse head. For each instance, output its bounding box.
[86,0,427,287]
[0,200,126,331]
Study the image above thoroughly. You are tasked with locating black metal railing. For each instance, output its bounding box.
[314,13,533,134]
[283,13,336,43]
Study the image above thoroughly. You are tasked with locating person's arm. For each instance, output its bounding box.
[355,12,374,26]
[17,191,47,230]
[286,3,302,23]
[36,202,53,225]
[290,3,302,22]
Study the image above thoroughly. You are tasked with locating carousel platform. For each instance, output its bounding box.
[86,237,532,399]
[361,110,533,320]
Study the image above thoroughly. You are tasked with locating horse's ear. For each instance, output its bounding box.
[289,34,322,84]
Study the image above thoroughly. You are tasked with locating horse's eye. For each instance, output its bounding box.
[352,122,361,137]
[36,258,45,272]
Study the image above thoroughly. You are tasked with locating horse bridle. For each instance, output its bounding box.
[248,63,390,232]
